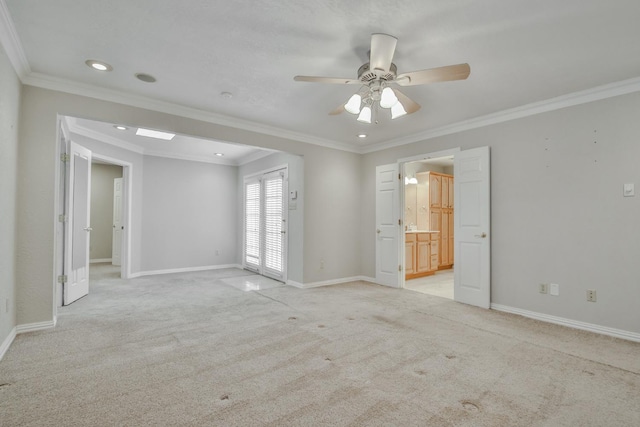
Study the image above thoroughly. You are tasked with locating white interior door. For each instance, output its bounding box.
[454,146,491,308]
[112,177,123,266]
[375,163,400,287]
[64,142,92,305]
[243,168,288,282]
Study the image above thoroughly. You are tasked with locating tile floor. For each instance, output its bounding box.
[404,269,454,299]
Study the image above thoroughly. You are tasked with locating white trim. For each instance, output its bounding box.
[0,0,30,78]
[287,276,375,289]
[0,327,16,361]
[90,258,112,264]
[67,119,144,154]
[397,147,461,165]
[132,264,243,278]
[491,304,640,343]
[16,320,56,334]
[21,72,359,154]
[144,150,238,166]
[362,76,640,154]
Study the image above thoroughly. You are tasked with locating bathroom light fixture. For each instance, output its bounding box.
[404,176,418,185]
[85,59,112,71]
[135,128,175,140]
[357,134,367,138]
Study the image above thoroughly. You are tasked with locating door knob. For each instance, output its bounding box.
[474,232,487,238]
[377,229,381,234]
[83,227,93,232]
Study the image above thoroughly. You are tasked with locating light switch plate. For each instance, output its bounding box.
[623,183,634,197]
[550,283,559,296]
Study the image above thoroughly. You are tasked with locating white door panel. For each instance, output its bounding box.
[112,177,123,266]
[454,146,490,308]
[376,164,399,287]
[64,142,92,305]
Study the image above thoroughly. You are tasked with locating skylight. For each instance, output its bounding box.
[136,128,176,140]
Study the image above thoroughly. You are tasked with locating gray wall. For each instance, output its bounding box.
[362,91,640,334]
[238,152,305,283]
[141,156,238,271]
[0,43,20,348]
[90,163,123,261]
[16,85,361,326]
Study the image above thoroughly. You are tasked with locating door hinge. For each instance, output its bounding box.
[398,265,402,272]
[60,153,70,162]
[58,214,67,223]
[57,275,67,284]
[398,173,401,180]
[398,219,402,226]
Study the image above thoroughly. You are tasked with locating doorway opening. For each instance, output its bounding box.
[54,116,134,308]
[402,155,455,300]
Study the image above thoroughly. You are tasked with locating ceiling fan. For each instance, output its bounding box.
[294,33,470,124]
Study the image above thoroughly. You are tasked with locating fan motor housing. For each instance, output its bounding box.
[358,62,397,82]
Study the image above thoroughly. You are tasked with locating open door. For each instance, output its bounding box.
[63,141,92,305]
[375,163,400,287]
[454,146,490,308]
[112,177,123,267]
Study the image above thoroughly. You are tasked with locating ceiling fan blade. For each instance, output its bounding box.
[329,103,345,115]
[393,89,421,115]
[294,75,360,84]
[369,33,398,73]
[396,63,471,86]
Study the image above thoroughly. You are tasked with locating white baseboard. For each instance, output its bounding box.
[90,258,112,264]
[288,276,376,289]
[0,327,17,361]
[491,303,640,343]
[16,320,56,334]
[132,264,244,278]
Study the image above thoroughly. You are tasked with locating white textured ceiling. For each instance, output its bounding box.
[5,0,640,151]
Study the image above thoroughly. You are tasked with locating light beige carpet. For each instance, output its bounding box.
[1,264,639,426]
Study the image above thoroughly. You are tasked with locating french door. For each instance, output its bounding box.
[244,168,288,282]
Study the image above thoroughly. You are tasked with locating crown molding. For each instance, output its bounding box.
[0,0,30,78]
[361,76,640,154]
[237,150,275,166]
[144,150,238,166]
[66,118,145,155]
[21,71,361,154]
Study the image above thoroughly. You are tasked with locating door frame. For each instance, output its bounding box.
[397,148,460,291]
[91,153,133,280]
[53,116,134,313]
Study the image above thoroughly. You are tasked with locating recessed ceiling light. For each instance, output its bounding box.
[113,125,127,131]
[220,92,233,99]
[135,128,175,140]
[357,134,368,138]
[135,73,156,83]
[215,153,224,157]
[85,60,113,71]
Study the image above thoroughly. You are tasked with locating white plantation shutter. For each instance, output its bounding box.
[264,173,284,275]
[243,168,288,282]
[245,180,261,269]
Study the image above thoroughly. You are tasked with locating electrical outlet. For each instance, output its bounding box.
[215,249,219,256]
[587,290,597,302]
[320,259,325,269]
[539,283,548,294]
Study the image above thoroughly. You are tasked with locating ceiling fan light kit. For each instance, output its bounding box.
[294,33,470,125]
